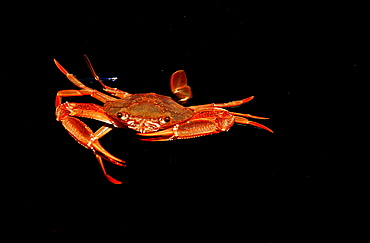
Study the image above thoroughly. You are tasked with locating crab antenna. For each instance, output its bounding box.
[84,54,105,87]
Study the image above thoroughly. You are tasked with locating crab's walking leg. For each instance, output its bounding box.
[83,55,131,99]
[54,59,119,106]
[188,96,255,110]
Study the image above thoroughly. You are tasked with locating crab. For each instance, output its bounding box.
[54,55,273,184]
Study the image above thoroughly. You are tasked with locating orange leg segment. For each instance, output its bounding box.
[188,96,255,111]
[56,102,125,184]
[54,58,128,183]
[83,55,131,99]
[138,105,273,141]
[54,59,118,105]
[233,116,273,133]
[138,108,235,141]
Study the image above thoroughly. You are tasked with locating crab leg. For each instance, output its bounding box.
[59,116,123,165]
[137,119,221,142]
[138,106,273,141]
[138,108,235,141]
[188,96,255,110]
[83,55,131,99]
[233,116,273,133]
[61,117,124,184]
[54,59,119,106]
[56,102,125,184]
[138,116,273,141]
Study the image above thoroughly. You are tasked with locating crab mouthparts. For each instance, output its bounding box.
[125,117,162,133]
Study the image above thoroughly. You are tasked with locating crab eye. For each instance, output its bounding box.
[116,112,123,118]
[159,117,171,123]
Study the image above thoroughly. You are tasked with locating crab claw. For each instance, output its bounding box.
[234,116,273,133]
[92,141,126,166]
[106,175,123,184]
[248,121,274,133]
[95,155,123,184]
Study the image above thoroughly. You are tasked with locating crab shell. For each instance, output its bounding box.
[104,93,194,133]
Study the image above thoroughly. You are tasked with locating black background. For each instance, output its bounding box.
[3,2,366,242]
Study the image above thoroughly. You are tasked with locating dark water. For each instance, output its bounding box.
[4,2,364,241]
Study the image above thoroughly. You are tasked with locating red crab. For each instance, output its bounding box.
[55,55,273,184]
